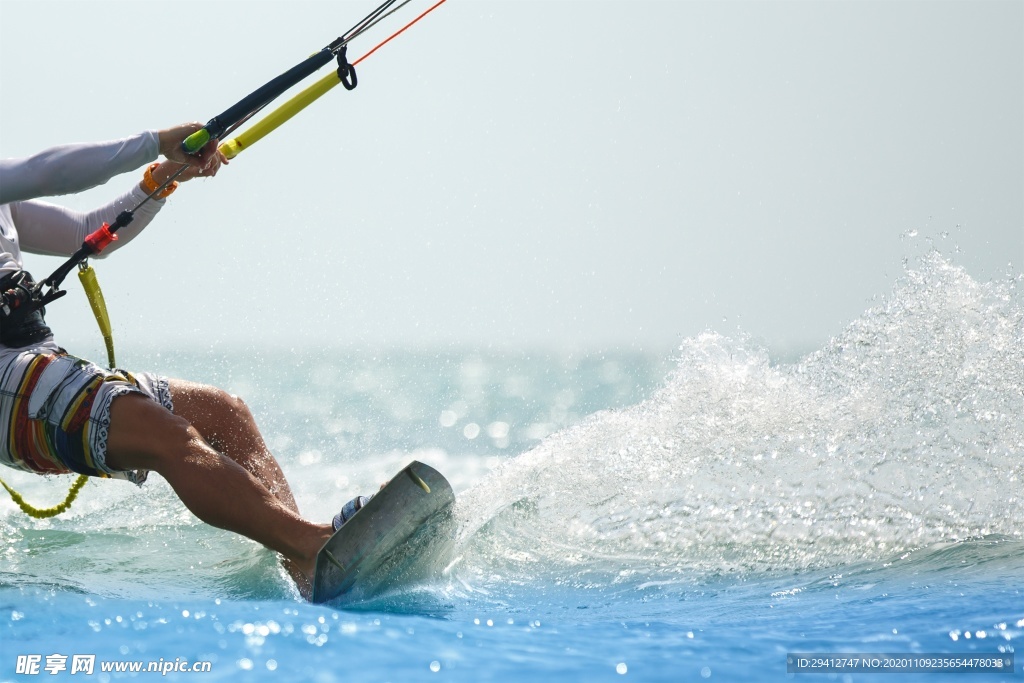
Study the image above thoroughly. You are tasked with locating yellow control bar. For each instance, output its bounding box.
[215,0,449,160]
[219,70,343,160]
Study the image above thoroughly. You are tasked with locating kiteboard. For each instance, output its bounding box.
[312,460,456,605]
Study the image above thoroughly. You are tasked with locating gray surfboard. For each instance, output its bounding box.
[312,460,456,605]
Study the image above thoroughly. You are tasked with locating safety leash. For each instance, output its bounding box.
[1,475,88,519]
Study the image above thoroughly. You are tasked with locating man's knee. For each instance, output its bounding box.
[177,381,253,424]
[217,387,252,420]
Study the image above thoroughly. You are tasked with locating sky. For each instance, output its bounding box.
[0,0,1021,357]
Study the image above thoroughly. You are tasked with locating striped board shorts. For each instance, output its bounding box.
[0,344,172,485]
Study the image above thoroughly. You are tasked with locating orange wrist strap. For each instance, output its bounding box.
[142,163,178,198]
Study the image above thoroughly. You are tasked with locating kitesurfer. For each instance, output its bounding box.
[0,125,365,598]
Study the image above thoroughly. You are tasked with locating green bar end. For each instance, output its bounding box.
[181,128,211,155]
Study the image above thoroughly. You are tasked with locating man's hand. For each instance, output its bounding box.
[157,123,221,168]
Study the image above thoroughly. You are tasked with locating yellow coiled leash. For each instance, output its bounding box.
[0,262,113,518]
[78,261,116,371]
[1,473,88,518]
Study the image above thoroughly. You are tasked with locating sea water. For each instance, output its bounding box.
[1,253,1021,682]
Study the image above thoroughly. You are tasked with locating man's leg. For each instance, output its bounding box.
[104,392,332,598]
[166,380,298,512]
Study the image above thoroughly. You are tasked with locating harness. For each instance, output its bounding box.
[0,270,51,347]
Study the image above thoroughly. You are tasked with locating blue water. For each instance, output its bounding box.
[2,254,1021,682]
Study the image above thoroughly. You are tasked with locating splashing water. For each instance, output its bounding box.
[453,253,1023,587]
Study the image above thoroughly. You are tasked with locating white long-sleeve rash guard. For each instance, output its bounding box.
[0,131,166,278]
